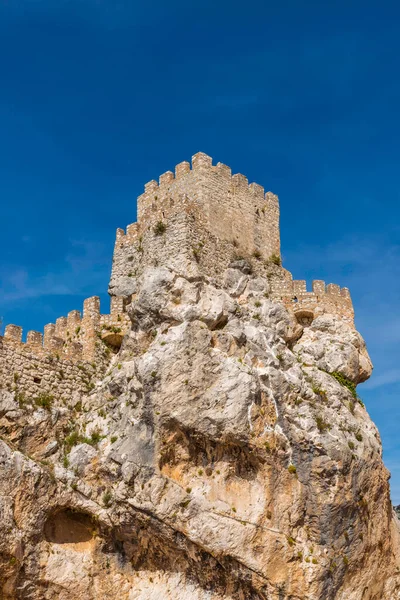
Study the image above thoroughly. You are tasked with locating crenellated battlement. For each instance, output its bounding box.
[138,151,267,203]
[115,152,278,249]
[0,294,130,403]
[109,152,281,295]
[2,295,130,363]
[271,279,354,325]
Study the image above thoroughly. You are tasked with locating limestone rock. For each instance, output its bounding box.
[1,262,399,600]
[68,443,97,475]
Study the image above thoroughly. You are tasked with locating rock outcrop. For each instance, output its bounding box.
[1,262,400,599]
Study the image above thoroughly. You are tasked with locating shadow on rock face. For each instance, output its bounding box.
[43,509,96,544]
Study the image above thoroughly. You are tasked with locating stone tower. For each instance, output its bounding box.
[108,152,280,298]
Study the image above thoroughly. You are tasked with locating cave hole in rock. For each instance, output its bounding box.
[44,508,96,544]
[101,336,122,353]
[294,309,314,327]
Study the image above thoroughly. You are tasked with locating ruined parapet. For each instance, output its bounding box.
[95,295,130,351]
[271,279,354,325]
[99,296,130,349]
[4,325,23,343]
[81,297,100,361]
[0,295,131,365]
[0,294,132,402]
[109,152,282,297]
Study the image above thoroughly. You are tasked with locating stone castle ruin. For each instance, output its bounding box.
[0,152,354,402]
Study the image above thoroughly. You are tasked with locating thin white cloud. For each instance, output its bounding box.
[364,369,400,390]
[0,238,110,304]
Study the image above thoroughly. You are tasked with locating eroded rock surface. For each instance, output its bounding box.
[1,265,400,599]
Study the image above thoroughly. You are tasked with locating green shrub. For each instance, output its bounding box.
[89,428,104,446]
[312,384,327,401]
[103,490,112,507]
[288,464,297,474]
[315,415,331,433]
[64,431,80,451]
[153,221,166,235]
[330,371,358,400]
[64,427,104,451]
[16,392,26,408]
[34,393,54,410]
[287,536,296,546]
[269,254,281,266]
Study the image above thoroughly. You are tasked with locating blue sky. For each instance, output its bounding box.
[1,0,400,500]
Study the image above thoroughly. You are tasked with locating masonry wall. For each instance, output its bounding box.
[0,338,96,402]
[0,296,131,402]
[271,279,354,325]
[109,152,281,295]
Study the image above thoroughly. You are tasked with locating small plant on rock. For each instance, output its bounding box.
[287,536,296,546]
[34,393,54,411]
[153,221,166,236]
[269,254,281,266]
[329,371,363,405]
[311,383,327,401]
[315,415,331,433]
[103,490,112,507]
[89,427,104,446]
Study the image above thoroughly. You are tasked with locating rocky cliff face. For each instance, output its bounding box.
[1,260,399,599]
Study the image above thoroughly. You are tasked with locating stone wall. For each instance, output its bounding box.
[0,296,131,402]
[271,279,354,325]
[109,152,281,296]
[0,338,95,402]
